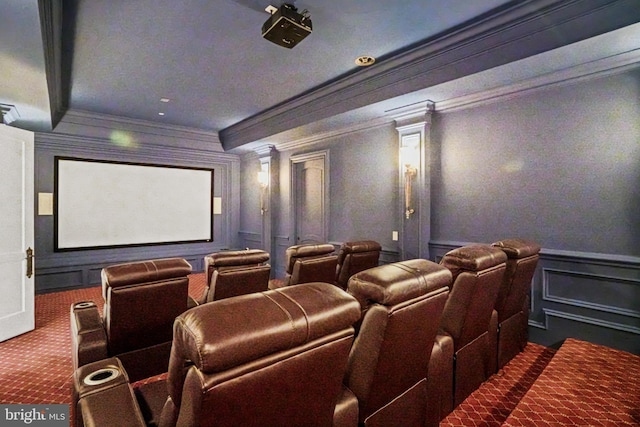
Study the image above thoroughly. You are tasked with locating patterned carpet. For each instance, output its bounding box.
[503,338,640,426]
[0,274,207,406]
[441,343,557,426]
[1,274,637,426]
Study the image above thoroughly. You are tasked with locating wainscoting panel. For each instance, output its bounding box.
[429,241,640,354]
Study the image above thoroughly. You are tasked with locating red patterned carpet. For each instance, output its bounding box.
[0,274,207,405]
[503,338,640,426]
[1,275,638,426]
[441,343,557,427]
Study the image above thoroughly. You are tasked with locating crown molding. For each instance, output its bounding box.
[60,109,223,147]
[248,48,640,155]
[272,116,391,153]
[220,0,640,150]
[435,49,640,112]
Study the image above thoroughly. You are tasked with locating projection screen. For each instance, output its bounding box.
[55,157,213,251]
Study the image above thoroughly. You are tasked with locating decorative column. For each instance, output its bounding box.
[257,145,278,267]
[395,102,434,261]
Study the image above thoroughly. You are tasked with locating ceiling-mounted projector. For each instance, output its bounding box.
[262,4,312,49]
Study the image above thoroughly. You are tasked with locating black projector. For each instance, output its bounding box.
[262,4,312,49]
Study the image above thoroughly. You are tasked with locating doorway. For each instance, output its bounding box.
[290,150,329,245]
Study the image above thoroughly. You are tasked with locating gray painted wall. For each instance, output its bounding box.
[429,68,640,353]
[431,68,640,256]
[240,124,400,278]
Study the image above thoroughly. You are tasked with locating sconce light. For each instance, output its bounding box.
[257,164,269,215]
[400,141,419,219]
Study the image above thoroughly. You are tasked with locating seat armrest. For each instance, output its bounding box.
[71,302,108,370]
[72,357,146,427]
[333,385,358,427]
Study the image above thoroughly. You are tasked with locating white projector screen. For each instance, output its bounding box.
[55,157,213,251]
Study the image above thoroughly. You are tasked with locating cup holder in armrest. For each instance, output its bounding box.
[74,301,96,309]
[83,367,121,386]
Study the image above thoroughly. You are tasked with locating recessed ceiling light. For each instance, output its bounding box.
[158,112,165,116]
[355,55,375,66]
[160,98,170,103]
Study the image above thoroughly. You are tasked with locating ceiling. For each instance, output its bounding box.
[2,0,640,152]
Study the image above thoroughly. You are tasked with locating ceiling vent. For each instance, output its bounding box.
[262,4,312,49]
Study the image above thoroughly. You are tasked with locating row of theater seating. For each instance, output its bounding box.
[70,238,540,426]
[71,241,382,382]
[199,240,382,299]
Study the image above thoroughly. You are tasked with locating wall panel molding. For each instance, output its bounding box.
[542,268,640,319]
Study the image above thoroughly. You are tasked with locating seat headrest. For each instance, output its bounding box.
[102,258,192,289]
[286,243,335,258]
[173,282,361,373]
[492,238,541,259]
[440,245,507,273]
[206,249,269,267]
[347,259,452,307]
[341,240,382,254]
[285,244,335,271]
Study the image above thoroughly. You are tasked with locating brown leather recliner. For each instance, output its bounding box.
[345,259,451,427]
[427,245,507,421]
[491,238,541,370]
[199,249,270,303]
[270,243,338,288]
[70,258,192,382]
[72,282,362,427]
[334,240,382,290]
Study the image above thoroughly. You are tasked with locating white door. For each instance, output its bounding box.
[0,124,35,342]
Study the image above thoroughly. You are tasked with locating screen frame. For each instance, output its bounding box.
[53,156,214,252]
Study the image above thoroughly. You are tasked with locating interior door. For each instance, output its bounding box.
[294,157,326,244]
[0,124,35,342]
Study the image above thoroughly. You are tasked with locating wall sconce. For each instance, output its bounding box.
[257,164,269,215]
[400,141,419,219]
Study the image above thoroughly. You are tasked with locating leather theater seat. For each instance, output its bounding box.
[198,249,270,303]
[72,282,362,427]
[70,258,192,382]
[345,259,451,427]
[427,245,507,422]
[270,243,338,288]
[491,238,541,370]
[334,240,382,290]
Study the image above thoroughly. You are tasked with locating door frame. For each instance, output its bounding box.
[289,150,330,245]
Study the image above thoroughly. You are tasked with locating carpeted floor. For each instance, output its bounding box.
[4,274,634,426]
[0,274,207,406]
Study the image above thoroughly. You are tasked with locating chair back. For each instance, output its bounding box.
[438,244,507,406]
[491,238,541,369]
[207,264,271,301]
[101,257,191,380]
[335,240,381,289]
[345,259,451,426]
[491,238,540,322]
[202,249,270,302]
[439,245,507,349]
[160,283,361,427]
[284,243,337,285]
